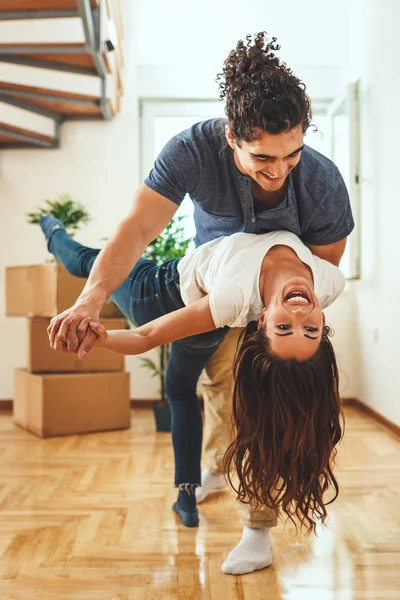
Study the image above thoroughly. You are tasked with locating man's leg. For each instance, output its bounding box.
[235,500,279,530]
[196,323,279,574]
[196,328,243,503]
[196,327,242,502]
[221,498,279,575]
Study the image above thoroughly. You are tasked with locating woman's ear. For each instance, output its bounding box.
[258,308,267,330]
[225,124,236,150]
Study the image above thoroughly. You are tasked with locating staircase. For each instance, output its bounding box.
[0,0,124,149]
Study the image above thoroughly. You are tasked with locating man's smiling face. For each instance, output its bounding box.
[226,124,304,192]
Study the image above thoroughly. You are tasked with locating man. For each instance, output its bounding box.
[48,32,354,575]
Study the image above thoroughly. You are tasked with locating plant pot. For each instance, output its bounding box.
[153,402,171,432]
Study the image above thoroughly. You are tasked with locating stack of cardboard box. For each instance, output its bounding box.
[6,263,131,438]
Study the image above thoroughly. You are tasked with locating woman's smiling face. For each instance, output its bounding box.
[259,276,325,361]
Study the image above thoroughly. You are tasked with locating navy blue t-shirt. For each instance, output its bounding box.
[144,118,354,248]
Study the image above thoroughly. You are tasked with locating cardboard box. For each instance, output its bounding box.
[27,317,126,373]
[5,263,124,318]
[14,369,131,438]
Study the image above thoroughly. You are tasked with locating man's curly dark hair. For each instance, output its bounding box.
[217,32,312,143]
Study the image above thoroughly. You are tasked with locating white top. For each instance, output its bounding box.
[177,231,345,328]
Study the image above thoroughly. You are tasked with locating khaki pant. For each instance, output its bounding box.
[200,327,278,528]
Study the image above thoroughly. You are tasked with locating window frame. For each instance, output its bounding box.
[327,81,361,280]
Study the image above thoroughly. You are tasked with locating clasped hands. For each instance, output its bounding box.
[47,308,107,359]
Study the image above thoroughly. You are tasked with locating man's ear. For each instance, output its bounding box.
[225,124,236,150]
[258,308,267,330]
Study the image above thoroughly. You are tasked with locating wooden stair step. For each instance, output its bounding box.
[0,18,85,47]
[0,62,113,100]
[17,94,102,117]
[0,42,85,52]
[0,122,56,147]
[22,52,110,71]
[0,51,112,78]
[0,84,112,120]
[0,1,98,12]
[0,82,98,102]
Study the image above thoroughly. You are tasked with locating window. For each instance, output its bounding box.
[140,100,225,241]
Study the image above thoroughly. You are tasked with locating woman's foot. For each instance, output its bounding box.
[39,215,65,249]
[221,526,272,575]
[195,468,228,503]
[172,488,199,528]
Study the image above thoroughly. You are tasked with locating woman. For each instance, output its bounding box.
[40,215,344,541]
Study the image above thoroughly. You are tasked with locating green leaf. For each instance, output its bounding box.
[139,357,158,370]
[143,215,193,264]
[26,194,91,236]
[139,357,163,377]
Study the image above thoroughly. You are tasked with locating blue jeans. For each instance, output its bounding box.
[48,230,228,487]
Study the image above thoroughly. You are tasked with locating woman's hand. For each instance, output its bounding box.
[89,320,108,343]
[84,294,216,357]
[86,323,149,355]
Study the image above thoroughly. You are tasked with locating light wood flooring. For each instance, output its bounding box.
[0,405,399,600]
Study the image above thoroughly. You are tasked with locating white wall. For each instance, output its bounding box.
[136,0,353,69]
[324,286,358,399]
[136,0,354,102]
[345,0,400,425]
[138,65,344,103]
[0,0,159,401]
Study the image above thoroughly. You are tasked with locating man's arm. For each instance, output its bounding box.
[48,184,178,358]
[306,237,347,267]
[90,295,216,355]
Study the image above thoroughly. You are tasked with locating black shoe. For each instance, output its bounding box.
[172,501,199,527]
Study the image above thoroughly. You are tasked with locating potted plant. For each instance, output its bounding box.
[26,193,91,236]
[140,216,192,432]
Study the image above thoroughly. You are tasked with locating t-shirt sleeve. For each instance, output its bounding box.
[144,133,200,205]
[301,167,355,246]
[313,256,346,309]
[209,283,247,329]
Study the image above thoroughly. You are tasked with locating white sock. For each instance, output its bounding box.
[195,468,227,503]
[221,526,272,575]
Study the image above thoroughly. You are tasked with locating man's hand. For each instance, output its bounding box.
[47,305,100,359]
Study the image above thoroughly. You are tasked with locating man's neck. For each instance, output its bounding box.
[251,180,288,211]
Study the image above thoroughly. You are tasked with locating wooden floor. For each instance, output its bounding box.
[0,406,399,600]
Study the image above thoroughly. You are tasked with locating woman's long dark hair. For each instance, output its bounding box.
[223,321,344,535]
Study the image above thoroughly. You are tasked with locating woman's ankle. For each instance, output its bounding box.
[177,484,198,512]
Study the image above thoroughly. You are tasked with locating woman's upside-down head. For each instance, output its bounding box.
[224,321,344,535]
